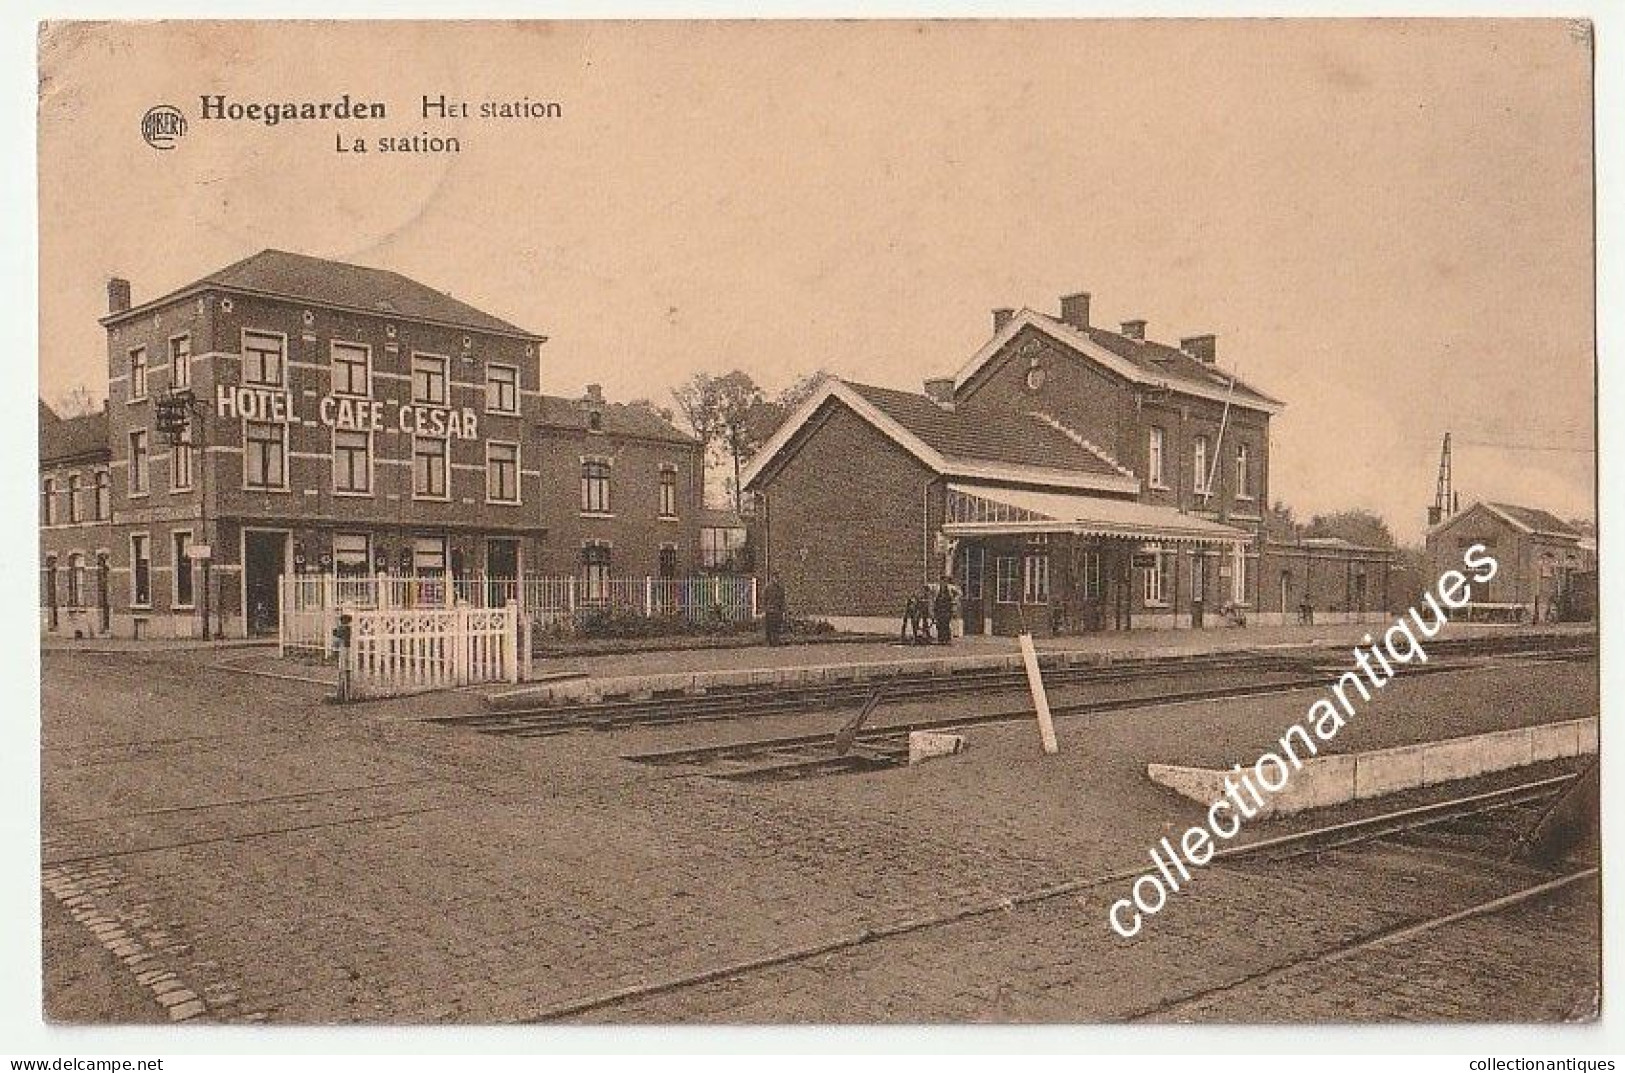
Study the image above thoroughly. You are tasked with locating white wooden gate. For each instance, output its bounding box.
[342,602,525,699]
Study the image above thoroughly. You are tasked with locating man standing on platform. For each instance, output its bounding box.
[763,574,787,646]
[933,574,959,646]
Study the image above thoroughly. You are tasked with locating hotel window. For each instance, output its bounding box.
[413,435,448,499]
[412,536,448,575]
[93,471,110,520]
[994,555,1021,605]
[658,544,678,578]
[67,474,81,523]
[1193,436,1210,495]
[658,466,678,518]
[172,442,194,491]
[581,459,611,514]
[131,534,152,608]
[242,330,285,387]
[170,335,191,391]
[1231,545,1249,605]
[1142,546,1172,606]
[581,542,611,601]
[486,442,519,503]
[334,430,372,494]
[486,364,519,414]
[67,553,85,607]
[1023,553,1051,603]
[129,347,148,400]
[173,531,194,608]
[1148,427,1166,488]
[333,533,371,577]
[1235,443,1252,499]
[412,354,448,405]
[41,478,56,525]
[129,431,150,495]
[332,342,371,398]
[244,421,287,489]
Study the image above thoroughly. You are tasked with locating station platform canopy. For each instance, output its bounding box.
[941,483,1249,547]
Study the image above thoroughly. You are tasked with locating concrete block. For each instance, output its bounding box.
[908,731,966,765]
[1146,763,1229,808]
[1355,744,1426,799]
[1421,734,1490,783]
[1579,718,1599,753]
[1284,753,1357,812]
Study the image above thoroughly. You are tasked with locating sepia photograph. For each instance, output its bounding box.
[25,13,1606,1047]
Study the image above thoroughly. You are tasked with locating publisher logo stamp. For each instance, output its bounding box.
[141,104,187,150]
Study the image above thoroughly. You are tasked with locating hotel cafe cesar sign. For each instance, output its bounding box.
[215,385,482,439]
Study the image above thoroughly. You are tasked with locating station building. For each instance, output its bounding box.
[40,249,703,639]
[744,293,1394,635]
[1425,501,1596,623]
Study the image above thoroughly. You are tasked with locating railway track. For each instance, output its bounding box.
[524,770,1590,1023]
[428,633,1594,742]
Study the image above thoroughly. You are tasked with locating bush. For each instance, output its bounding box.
[538,610,836,642]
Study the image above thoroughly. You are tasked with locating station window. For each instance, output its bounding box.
[128,431,150,495]
[961,545,985,601]
[66,553,84,608]
[413,435,448,499]
[412,354,449,406]
[658,544,678,579]
[334,430,372,495]
[581,459,611,514]
[41,477,56,525]
[173,531,194,608]
[66,474,81,523]
[486,364,519,414]
[658,466,678,518]
[332,342,371,398]
[170,335,191,391]
[129,347,148,400]
[93,471,110,520]
[172,442,194,492]
[242,331,285,387]
[582,542,612,601]
[1148,427,1166,489]
[130,534,152,608]
[1235,443,1252,500]
[1193,436,1210,496]
[486,442,519,504]
[1142,546,1172,607]
[1079,550,1103,599]
[1022,553,1051,603]
[994,555,1021,605]
[334,533,371,577]
[244,421,287,490]
[1231,545,1249,605]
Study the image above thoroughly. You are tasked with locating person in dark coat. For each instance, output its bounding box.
[762,575,787,646]
[901,591,922,643]
[932,574,959,646]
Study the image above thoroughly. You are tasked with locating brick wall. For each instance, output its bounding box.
[760,401,938,620]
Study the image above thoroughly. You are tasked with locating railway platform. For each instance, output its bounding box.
[493,621,1596,707]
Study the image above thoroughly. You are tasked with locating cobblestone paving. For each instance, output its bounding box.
[40,645,1600,1024]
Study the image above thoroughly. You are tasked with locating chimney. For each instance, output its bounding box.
[1179,334,1217,364]
[923,377,956,410]
[1059,292,1091,330]
[992,308,1015,333]
[584,383,604,404]
[1120,319,1147,341]
[107,278,132,315]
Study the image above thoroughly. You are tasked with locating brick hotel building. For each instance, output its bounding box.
[745,294,1395,635]
[40,250,703,639]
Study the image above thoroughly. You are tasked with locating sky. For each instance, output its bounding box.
[37,19,1595,543]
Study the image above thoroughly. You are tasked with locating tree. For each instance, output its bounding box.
[671,371,770,511]
[1264,499,1300,543]
[1302,508,1397,549]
